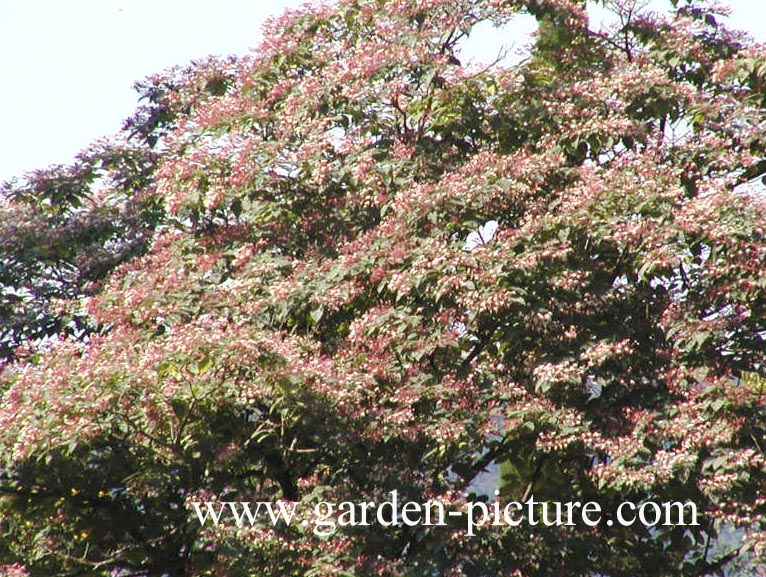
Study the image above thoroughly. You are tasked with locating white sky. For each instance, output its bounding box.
[1,0,764,184]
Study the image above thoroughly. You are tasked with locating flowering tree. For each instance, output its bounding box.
[0,57,237,370]
[2,0,766,575]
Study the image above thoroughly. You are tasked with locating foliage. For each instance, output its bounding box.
[2,0,766,575]
[0,139,162,369]
[0,55,236,369]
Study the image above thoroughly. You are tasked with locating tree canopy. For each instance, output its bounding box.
[2,0,766,575]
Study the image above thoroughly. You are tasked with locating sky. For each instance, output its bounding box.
[1,0,765,185]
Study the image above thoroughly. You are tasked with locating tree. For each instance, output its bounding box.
[0,54,236,370]
[1,0,766,575]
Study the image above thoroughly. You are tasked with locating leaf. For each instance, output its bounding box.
[309,307,324,325]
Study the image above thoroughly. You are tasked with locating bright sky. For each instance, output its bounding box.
[1,0,764,185]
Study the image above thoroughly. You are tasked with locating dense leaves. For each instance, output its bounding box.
[0,138,162,369]
[2,0,766,575]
